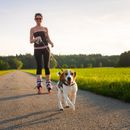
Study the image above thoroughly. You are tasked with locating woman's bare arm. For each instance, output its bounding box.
[45,28,54,47]
[30,28,37,43]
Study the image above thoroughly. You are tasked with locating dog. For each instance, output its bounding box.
[56,69,78,111]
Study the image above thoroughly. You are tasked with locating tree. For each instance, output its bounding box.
[8,58,23,69]
[15,60,23,69]
[99,62,102,67]
[87,63,93,68]
[18,53,36,69]
[62,64,68,68]
[0,60,10,70]
[50,57,57,68]
[118,51,130,67]
[80,64,84,68]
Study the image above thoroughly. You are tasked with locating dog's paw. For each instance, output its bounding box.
[59,108,64,111]
[65,106,69,108]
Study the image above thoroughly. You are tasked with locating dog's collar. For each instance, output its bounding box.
[63,81,75,87]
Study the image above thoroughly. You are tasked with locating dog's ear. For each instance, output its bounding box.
[57,72,61,76]
[74,72,76,77]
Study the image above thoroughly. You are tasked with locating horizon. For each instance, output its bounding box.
[0,0,130,56]
[0,52,122,57]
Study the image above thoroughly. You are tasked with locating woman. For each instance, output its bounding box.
[30,13,54,94]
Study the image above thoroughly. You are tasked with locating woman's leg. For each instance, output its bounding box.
[34,50,43,94]
[43,48,52,92]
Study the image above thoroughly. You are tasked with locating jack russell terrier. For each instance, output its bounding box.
[57,70,78,111]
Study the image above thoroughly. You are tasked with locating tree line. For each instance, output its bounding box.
[0,50,130,70]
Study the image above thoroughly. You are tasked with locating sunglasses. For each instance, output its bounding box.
[35,18,42,20]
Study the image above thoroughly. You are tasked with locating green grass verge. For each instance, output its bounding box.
[22,68,130,102]
[0,70,15,76]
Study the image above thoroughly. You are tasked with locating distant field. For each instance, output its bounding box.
[23,68,130,102]
[0,70,14,76]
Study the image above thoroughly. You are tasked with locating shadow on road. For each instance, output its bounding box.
[0,109,61,130]
[0,93,48,101]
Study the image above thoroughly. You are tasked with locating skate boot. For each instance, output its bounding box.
[36,80,42,94]
[46,80,53,94]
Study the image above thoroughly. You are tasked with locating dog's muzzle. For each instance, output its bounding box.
[67,77,71,81]
[67,76,72,85]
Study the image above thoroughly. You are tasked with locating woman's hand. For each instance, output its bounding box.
[44,27,54,47]
[51,42,54,47]
[30,28,42,44]
[35,36,42,44]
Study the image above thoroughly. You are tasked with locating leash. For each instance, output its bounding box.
[50,52,64,72]
[39,39,64,72]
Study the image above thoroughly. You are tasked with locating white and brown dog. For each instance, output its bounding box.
[57,70,78,111]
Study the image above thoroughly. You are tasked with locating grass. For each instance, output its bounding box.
[23,68,130,102]
[0,70,15,76]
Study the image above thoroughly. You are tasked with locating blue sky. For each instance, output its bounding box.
[0,0,130,56]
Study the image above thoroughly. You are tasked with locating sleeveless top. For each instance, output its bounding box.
[33,31,48,48]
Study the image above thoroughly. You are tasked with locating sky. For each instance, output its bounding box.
[0,0,130,56]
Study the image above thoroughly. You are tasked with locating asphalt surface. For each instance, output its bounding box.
[0,71,130,130]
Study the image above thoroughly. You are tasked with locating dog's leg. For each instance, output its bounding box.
[64,97,69,108]
[71,84,78,105]
[71,92,77,105]
[63,93,75,110]
[57,89,64,111]
[63,86,75,111]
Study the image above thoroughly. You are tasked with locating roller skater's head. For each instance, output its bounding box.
[34,13,43,25]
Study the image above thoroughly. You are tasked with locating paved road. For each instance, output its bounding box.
[0,71,130,130]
